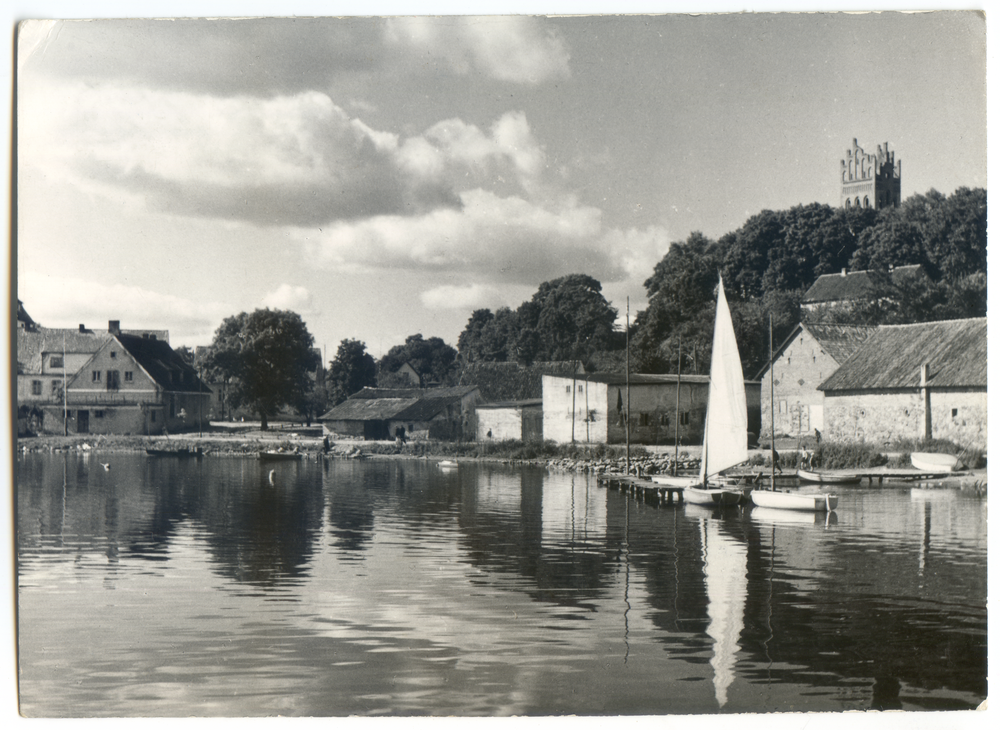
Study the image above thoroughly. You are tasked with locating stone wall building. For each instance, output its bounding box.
[476,400,543,442]
[840,138,900,210]
[756,323,875,440]
[819,318,986,450]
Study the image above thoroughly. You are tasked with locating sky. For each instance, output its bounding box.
[15,10,987,359]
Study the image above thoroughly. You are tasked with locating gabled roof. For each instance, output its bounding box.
[754,323,876,379]
[319,396,419,421]
[802,265,926,304]
[319,385,479,422]
[819,318,986,391]
[116,334,211,393]
[16,328,108,372]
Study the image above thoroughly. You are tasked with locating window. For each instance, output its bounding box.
[680,411,690,426]
[124,371,133,382]
[952,408,959,418]
[151,411,156,423]
[106,370,121,391]
[659,413,670,426]
[110,351,117,359]
[639,413,650,427]
[95,410,104,418]
[51,380,61,395]
[31,380,42,395]
[565,386,571,394]
[92,371,101,382]
[49,355,63,368]
[578,385,583,393]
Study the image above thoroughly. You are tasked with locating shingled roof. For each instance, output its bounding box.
[754,323,876,379]
[802,265,927,304]
[319,385,478,422]
[116,334,211,393]
[819,318,986,391]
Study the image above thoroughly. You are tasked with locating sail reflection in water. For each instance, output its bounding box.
[698,515,747,708]
[16,454,987,716]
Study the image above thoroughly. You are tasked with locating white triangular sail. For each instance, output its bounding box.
[699,277,748,481]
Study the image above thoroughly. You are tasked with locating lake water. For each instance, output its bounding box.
[16,452,987,717]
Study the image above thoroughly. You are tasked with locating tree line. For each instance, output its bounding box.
[199,187,986,427]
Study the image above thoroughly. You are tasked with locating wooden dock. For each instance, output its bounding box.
[597,475,686,504]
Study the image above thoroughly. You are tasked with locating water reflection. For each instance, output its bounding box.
[16,453,987,716]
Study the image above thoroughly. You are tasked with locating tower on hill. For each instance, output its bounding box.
[840,138,901,210]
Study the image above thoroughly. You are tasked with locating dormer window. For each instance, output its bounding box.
[50,355,63,368]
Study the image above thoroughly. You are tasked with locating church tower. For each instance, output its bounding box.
[840,139,901,209]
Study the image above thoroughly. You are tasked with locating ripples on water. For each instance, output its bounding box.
[16,453,987,716]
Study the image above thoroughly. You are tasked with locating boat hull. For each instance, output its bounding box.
[685,486,743,506]
[910,452,960,472]
[751,490,838,512]
[796,469,861,485]
[258,452,302,461]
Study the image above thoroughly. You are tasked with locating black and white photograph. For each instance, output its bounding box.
[9,2,990,722]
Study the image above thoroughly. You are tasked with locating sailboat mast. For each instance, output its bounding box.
[673,339,681,476]
[625,297,631,477]
[769,315,775,491]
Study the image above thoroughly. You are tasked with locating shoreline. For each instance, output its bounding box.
[15,432,986,489]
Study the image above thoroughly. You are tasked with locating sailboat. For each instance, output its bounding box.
[652,276,747,506]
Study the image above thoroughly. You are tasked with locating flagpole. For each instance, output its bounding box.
[673,338,681,475]
[62,335,68,436]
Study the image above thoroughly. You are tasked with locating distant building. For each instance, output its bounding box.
[65,329,211,435]
[801,265,929,319]
[541,373,761,446]
[319,386,480,441]
[819,318,986,449]
[17,318,208,435]
[756,323,876,440]
[840,138,900,210]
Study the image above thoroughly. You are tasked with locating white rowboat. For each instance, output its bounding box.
[796,468,861,485]
[751,490,838,512]
[910,452,960,472]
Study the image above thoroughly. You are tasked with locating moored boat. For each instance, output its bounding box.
[911,452,960,472]
[685,485,743,506]
[437,459,458,468]
[258,450,302,461]
[751,489,838,512]
[796,468,861,485]
[146,447,202,457]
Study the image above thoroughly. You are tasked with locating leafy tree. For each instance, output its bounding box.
[327,339,377,406]
[205,309,320,430]
[378,334,458,386]
[518,274,618,362]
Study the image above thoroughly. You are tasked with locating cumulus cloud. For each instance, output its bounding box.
[420,284,507,311]
[20,17,568,96]
[21,81,556,230]
[18,272,229,345]
[384,16,570,84]
[261,284,317,314]
[304,188,615,284]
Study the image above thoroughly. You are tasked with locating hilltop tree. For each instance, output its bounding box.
[205,309,320,430]
[378,334,458,386]
[327,339,377,405]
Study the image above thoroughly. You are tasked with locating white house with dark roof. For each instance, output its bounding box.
[755,323,876,440]
[818,318,986,449]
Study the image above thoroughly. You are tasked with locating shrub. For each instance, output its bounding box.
[814,442,888,469]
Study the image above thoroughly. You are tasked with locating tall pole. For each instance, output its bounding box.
[673,340,681,475]
[571,372,576,444]
[770,315,775,491]
[62,335,68,435]
[625,297,631,477]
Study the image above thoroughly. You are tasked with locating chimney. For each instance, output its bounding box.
[108,320,120,336]
[79,324,85,332]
